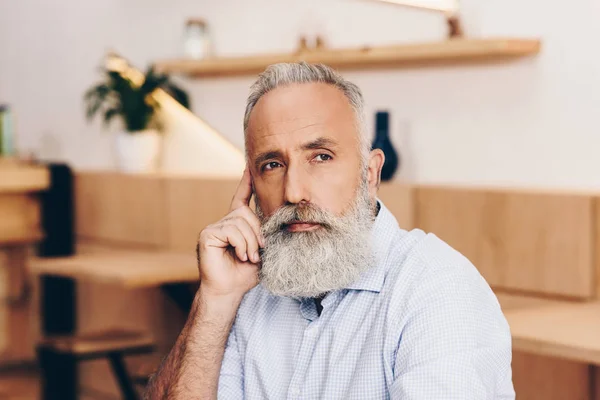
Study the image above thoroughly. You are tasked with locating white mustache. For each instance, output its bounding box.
[261,203,338,236]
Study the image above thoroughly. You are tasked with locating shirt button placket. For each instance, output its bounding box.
[287,322,320,399]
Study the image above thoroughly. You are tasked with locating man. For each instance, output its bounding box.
[145,62,514,399]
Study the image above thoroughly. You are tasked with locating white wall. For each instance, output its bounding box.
[1,0,599,189]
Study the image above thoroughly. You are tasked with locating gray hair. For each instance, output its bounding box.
[243,62,370,164]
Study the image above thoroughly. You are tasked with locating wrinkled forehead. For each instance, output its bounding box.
[245,83,360,156]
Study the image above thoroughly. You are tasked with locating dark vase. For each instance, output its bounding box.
[371,111,399,181]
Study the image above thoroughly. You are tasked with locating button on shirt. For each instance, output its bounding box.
[218,200,515,399]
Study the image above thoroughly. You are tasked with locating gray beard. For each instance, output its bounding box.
[256,179,375,298]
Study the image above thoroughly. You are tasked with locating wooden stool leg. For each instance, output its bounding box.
[38,347,78,400]
[108,353,138,400]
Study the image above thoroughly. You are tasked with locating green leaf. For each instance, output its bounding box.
[141,70,168,96]
[103,107,121,127]
[84,83,112,120]
[84,61,190,131]
[163,83,191,109]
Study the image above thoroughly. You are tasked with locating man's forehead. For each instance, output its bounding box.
[248,83,354,127]
[250,115,329,140]
[247,116,351,160]
[245,82,358,154]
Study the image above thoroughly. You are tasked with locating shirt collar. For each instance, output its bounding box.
[344,199,400,293]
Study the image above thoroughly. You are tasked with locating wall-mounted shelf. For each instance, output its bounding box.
[154,38,541,78]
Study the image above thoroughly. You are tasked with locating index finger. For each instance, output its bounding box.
[230,166,253,211]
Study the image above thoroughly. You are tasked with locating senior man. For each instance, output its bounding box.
[145,62,514,399]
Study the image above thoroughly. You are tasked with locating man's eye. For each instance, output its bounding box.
[263,161,282,171]
[314,154,332,162]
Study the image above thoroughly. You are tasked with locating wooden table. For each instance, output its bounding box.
[30,244,201,330]
[30,244,198,289]
[30,245,198,400]
[506,301,600,366]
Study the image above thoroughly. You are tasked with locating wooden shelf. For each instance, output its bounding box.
[154,38,541,78]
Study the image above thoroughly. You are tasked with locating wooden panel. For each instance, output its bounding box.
[155,38,541,78]
[0,160,49,193]
[416,186,594,298]
[378,183,414,230]
[164,177,240,251]
[75,172,167,247]
[512,351,589,400]
[0,160,46,365]
[595,366,600,400]
[595,197,600,300]
[0,369,40,399]
[0,194,43,244]
[0,247,37,364]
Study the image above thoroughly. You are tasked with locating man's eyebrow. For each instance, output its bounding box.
[300,137,339,151]
[253,137,339,169]
[254,151,283,170]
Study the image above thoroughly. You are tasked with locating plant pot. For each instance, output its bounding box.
[115,129,161,173]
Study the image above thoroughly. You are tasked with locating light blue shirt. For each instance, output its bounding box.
[218,200,515,399]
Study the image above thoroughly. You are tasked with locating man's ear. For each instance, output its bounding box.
[367,149,385,198]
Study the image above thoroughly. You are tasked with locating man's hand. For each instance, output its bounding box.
[197,167,263,299]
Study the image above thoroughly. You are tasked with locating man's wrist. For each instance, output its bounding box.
[194,287,244,322]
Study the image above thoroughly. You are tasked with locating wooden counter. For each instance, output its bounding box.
[0,161,49,244]
[507,301,600,366]
[0,160,49,193]
[0,159,49,364]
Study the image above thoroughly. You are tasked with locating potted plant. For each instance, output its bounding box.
[84,66,190,173]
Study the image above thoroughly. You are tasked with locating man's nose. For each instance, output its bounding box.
[283,164,310,205]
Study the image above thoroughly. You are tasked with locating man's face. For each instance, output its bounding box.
[245,82,383,298]
[246,82,366,221]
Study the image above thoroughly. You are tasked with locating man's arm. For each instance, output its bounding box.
[145,167,262,399]
[144,290,242,399]
[389,254,514,399]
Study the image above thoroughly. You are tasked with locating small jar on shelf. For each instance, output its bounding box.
[183,18,212,60]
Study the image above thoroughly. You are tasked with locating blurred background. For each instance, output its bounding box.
[0,0,599,398]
